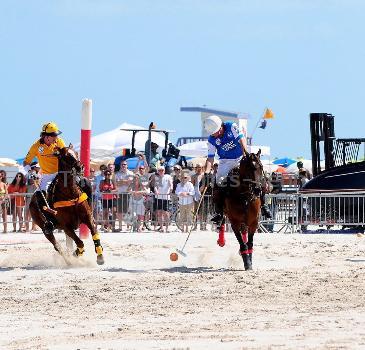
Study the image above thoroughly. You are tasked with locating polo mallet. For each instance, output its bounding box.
[176,185,209,257]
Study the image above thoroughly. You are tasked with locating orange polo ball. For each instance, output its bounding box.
[170,252,178,262]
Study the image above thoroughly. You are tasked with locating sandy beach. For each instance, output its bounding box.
[0,230,365,350]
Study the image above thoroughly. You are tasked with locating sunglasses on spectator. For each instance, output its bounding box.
[121,163,127,166]
[174,168,180,171]
[16,175,22,178]
[139,167,145,170]
[158,169,164,172]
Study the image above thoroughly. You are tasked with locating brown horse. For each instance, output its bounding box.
[217,150,263,270]
[29,147,104,265]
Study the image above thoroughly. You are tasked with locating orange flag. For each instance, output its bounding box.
[263,108,274,119]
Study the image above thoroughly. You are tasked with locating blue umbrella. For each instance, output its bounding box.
[16,157,37,165]
[272,157,296,168]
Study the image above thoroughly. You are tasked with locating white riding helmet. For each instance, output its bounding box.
[204,115,222,135]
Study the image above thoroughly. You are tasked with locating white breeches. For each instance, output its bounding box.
[38,173,57,192]
[215,157,242,185]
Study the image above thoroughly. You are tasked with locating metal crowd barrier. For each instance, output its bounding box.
[0,192,215,233]
[298,192,365,229]
[91,192,214,232]
[0,193,33,233]
[260,193,300,233]
[2,191,365,234]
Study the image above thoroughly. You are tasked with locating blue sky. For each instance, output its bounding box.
[1,0,365,160]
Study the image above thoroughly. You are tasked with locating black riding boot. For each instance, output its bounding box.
[35,191,56,235]
[260,193,272,219]
[211,185,225,225]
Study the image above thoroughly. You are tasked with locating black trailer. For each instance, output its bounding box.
[301,113,365,227]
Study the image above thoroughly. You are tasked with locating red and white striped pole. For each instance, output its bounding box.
[80,98,92,238]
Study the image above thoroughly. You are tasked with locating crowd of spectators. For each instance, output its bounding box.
[0,162,41,233]
[0,147,311,234]
[83,147,219,233]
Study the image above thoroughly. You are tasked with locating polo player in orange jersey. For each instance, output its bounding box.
[23,122,66,234]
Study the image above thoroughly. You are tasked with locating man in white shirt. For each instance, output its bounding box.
[175,173,195,232]
[115,161,133,231]
[154,166,173,232]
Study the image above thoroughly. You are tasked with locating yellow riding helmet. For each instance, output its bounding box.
[41,122,62,136]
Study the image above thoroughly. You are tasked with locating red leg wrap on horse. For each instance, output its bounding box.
[217,225,225,247]
[241,231,247,243]
[240,249,253,255]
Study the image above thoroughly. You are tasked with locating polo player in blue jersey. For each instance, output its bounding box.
[203,115,272,224]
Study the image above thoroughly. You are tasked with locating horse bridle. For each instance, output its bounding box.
[58,148,82,175]
[238,153,265,200]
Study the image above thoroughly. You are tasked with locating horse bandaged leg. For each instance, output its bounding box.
[93,232,105,265]
[241,230,248,243]
[73,246,85,257]
[239,248,253,271]
[217,224,226,247]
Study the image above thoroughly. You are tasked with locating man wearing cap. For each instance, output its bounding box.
[149,142,163,172]
[23,122,66,234]
[203,115,272,225]
[24,122,65,189]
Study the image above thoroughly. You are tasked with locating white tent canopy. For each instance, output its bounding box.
[0,158,18,167]
[74,122,167,159]
[178,141,271,158]
[178,141,207,157]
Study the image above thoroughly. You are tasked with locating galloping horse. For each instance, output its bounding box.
[29,147,104,265]
[217,150,263,270]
